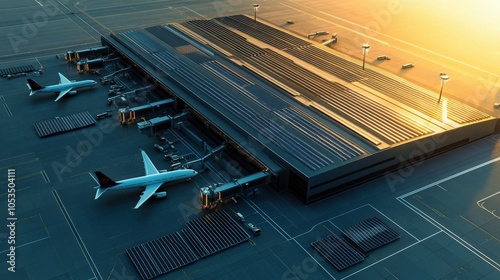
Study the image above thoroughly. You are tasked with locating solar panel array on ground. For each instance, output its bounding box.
[33,111,96,138]
[0,64,35,76]
[312,217,400,271]
[127,210,250,279]
[311,234,365,271]
[343,216,400,254]
[126,232,199,280]
[182,210,250,258]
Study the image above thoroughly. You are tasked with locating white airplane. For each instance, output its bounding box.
[90,150,198,209]
[27,72,98,102]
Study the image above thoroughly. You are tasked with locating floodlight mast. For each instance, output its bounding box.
[361,43,370,70]
[438,73,450,104]
[253,4,259,23]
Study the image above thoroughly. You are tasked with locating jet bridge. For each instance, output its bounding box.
[137,110,188,135]
[182,144,225,172]
[101,66,131,84]
[118,98,174,124]
[66,46,109,63]
[200,171,270,209]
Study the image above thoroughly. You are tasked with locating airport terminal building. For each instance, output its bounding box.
[100,15,496,204]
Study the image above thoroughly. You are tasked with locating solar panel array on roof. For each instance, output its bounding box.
[182,210,250,258]
[343,217,400,254]
[144,26,191,48]
[245,49,433,145]
[0,65,35,76]
[121,29,167,54]
[243,85,289,111]
[311,235,365,271]
[201,60,251,88]
[33,111,96,138]
[126,232,199,280]
[118,30,338,170]
[184,19,267,57]
[274,107,365,161]
[212,15,490,125]
[218,15,311,50]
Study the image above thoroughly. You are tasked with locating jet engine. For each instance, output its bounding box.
[153,191,167,198]
[68,90,77,95]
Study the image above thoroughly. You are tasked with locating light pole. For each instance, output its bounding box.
[361,43,370,70]
[253,4,259,23]
[438,73,450,104]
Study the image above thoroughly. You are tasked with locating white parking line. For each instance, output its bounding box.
[393,155,500,271]
[369,204,418,241]
[436,184,448,192]
[341,231,442,280]
[477,190,500,219]
[293,204,369,239]
[181,6,206,19]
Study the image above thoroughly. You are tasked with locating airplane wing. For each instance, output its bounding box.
[54,88,72,102]
[58,72,71,84]
[141,150,159,175]
[133,183,162,209]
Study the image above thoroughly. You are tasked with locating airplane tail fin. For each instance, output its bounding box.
[27,79,44,95]
[90,171,118,199]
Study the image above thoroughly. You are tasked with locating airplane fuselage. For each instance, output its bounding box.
[105,169,197,192]
[34,80,97,94]
[92,149,198,208]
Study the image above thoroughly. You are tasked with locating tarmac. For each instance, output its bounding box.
[0,1,499,280]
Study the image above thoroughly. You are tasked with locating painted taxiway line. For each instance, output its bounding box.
[398,155,500,199]
[341,230,442,280]
[398,197,500,271]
